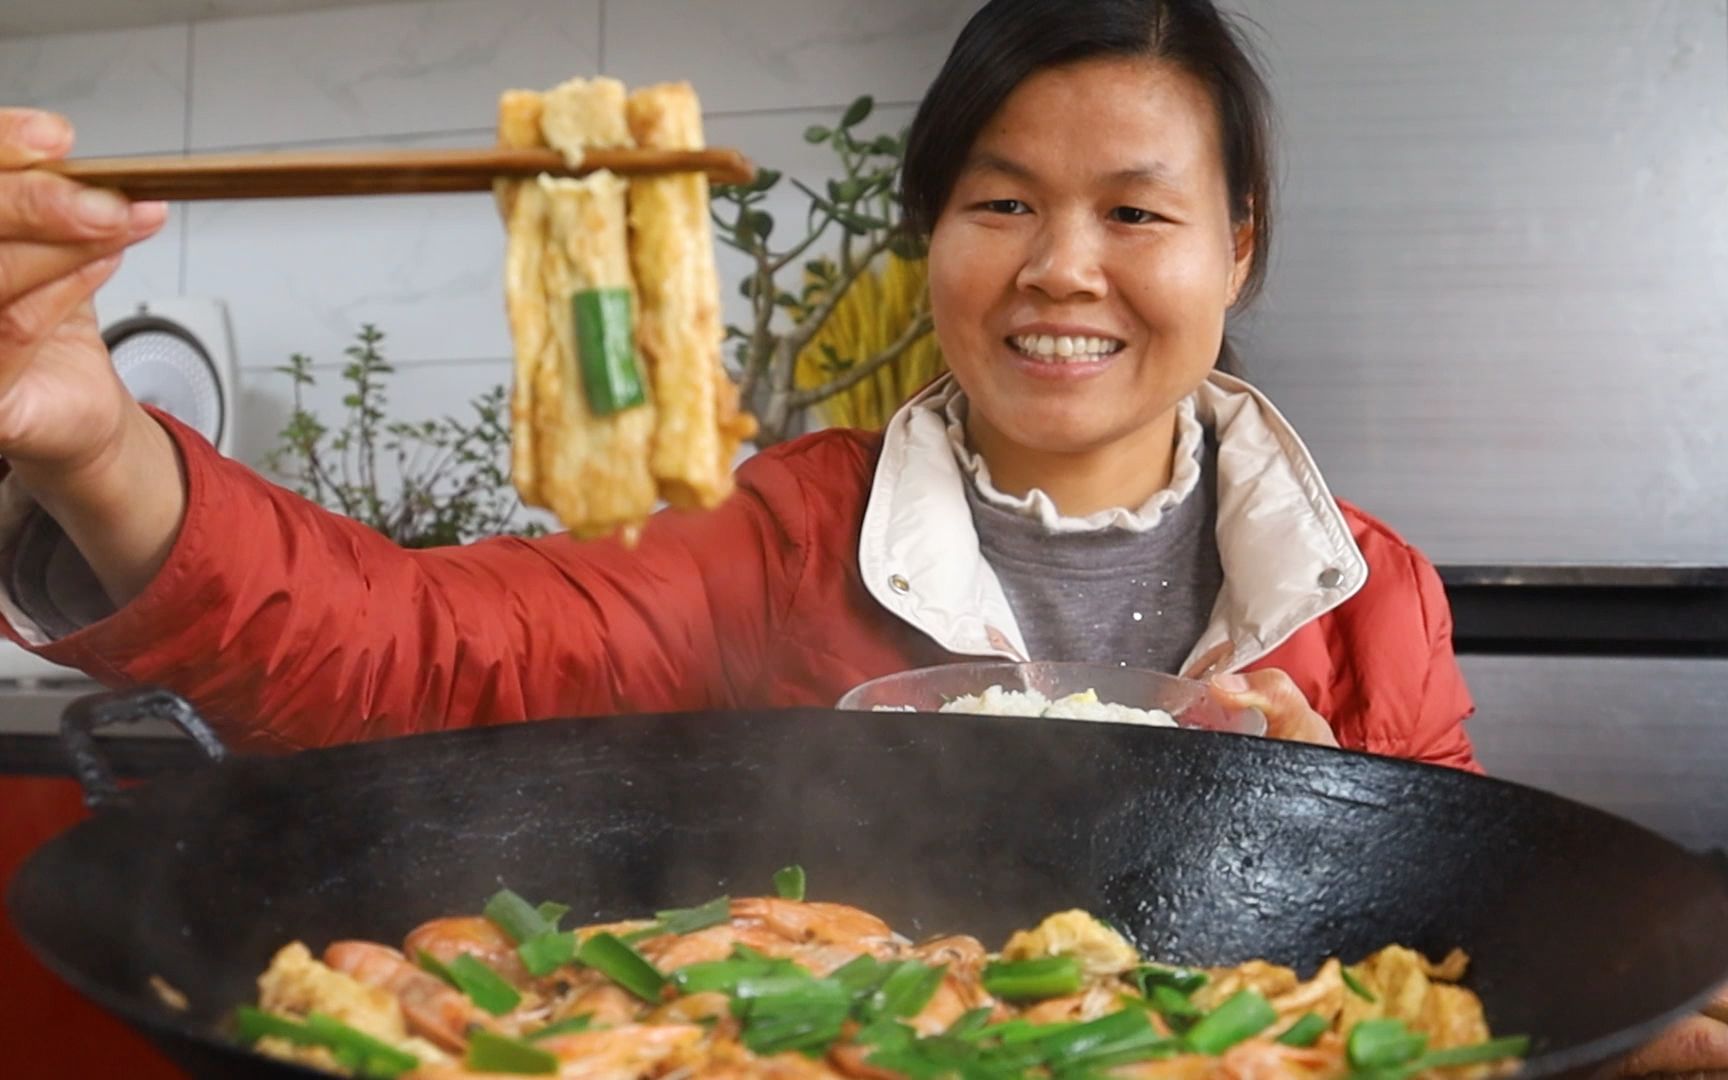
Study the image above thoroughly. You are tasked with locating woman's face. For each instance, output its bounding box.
[927,56,1252,461]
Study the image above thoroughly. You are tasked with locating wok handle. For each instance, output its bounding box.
[60,687,228,811]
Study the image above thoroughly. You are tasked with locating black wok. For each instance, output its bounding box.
[9,689,1728,1078]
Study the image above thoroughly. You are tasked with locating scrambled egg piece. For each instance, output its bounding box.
[255,942,449,1075]
[1001,910,1142,978]
[259,942,407,1041]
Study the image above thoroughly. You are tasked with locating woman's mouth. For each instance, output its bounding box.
[1006,333,1125,363]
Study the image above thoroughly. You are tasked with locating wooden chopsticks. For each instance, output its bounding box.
[37,146,756,202]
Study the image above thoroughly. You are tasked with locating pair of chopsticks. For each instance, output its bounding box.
[35,145,756,202]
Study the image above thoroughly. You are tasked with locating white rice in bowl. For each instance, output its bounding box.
[900,686,1176,727]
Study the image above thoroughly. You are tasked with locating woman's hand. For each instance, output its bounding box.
[0,108,164,471]
[0,108,187,606]
[1208,669,1339,746]
[1615,983,1728,1075]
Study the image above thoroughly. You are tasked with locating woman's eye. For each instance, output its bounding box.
[1109,206,1164,225]
[980,199,1029,215]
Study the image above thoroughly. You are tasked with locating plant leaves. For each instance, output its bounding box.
[841,95,874,128]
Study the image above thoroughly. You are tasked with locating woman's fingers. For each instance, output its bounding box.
[0,169,168,245]
[0,254,122,368]
[1,224,158,310]
[0,107,72,168]
[1209,668,1338,746]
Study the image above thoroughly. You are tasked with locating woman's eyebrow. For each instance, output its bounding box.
[962,152,1037,181]
[961,154,1182,188]
[1105,162,1181,188]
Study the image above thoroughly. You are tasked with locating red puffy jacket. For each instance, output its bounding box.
[0,375,1476,770]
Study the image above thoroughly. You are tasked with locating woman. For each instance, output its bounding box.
[0,0,1439,759]
[0,0,1722,1066]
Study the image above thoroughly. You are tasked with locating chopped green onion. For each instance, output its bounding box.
[527,1014,595,1041]
[235,1008,419,1079]
[621,895,733,944]
[1277,1013,1330,1048]
[305,1014,421,1079]
[734,979,851,1056]
[992,1018,1077,1046]
[236,1006,309,1045]
[1341,967,1378,1003]
[1410,1034,1531,1069]
[1149,984,1202,1027]
[868,960,945,1020]
[485,888,557,943]
[572,288,646,416]
[536,901,570,926]
[982,955,1083,1001]
[657,895,732,936]
[517,930,577,976]
[1348,1018,1429,1070]
[774,865,807,901]
[1182,990,1276,1055]
[945,1007,994,1038]
[1034,1009,1148,1062]
[830,954,890,997]
[416,951,522,1017]
[578,932,667,1002]
[465,1030,558,1074]
[1002,1009,1180,1072]
[1133,963,1209,997]
[672,951,803,995]
[857,1017,919,1051]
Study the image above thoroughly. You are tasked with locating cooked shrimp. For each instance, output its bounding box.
[1215,1037,1347,1080]
[406,916,533,985]
[324,940,497,1052]
[730,898,896,950]
[538,1022,710,1079]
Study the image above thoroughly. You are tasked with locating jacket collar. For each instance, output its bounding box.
[857,372,1368,675]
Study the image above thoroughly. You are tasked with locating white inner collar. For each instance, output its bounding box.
[946,392,1205,534]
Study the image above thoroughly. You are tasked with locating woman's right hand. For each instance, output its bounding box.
[0,107,166,473]
[0,108,188,608]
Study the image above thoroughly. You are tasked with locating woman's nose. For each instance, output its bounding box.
[1016,217,1108,301]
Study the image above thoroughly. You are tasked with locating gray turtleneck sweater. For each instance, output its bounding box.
[957,412,1224,675]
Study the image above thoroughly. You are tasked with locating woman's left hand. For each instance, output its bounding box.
[1208,669,1338,746]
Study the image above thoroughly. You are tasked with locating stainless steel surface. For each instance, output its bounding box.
[1232,0,1728,565]
[1464,655,1728,850]
[1439,565,1728,588]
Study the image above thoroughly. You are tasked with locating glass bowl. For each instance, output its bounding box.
[836,660,1267,736]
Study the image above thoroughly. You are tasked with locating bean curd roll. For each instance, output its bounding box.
[499,77,658,541]
[625,82,757,509]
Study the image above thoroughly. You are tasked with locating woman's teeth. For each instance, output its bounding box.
[1008,334,1122,361]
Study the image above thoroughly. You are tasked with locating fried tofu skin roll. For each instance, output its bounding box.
[499,78,657,541]
[624,82,757,509]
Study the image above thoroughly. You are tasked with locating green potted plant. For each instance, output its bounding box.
[264,324,543,548]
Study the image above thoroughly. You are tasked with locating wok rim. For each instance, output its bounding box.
[9,709,1728,1078]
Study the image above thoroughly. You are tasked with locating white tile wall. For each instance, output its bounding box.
[0,24,189,155]
[605,0,970,115]
[189,0,601,149]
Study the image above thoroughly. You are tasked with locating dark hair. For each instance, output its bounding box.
[901,0,1274,310]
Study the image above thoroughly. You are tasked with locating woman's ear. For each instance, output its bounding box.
[1225,212,1256,307]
